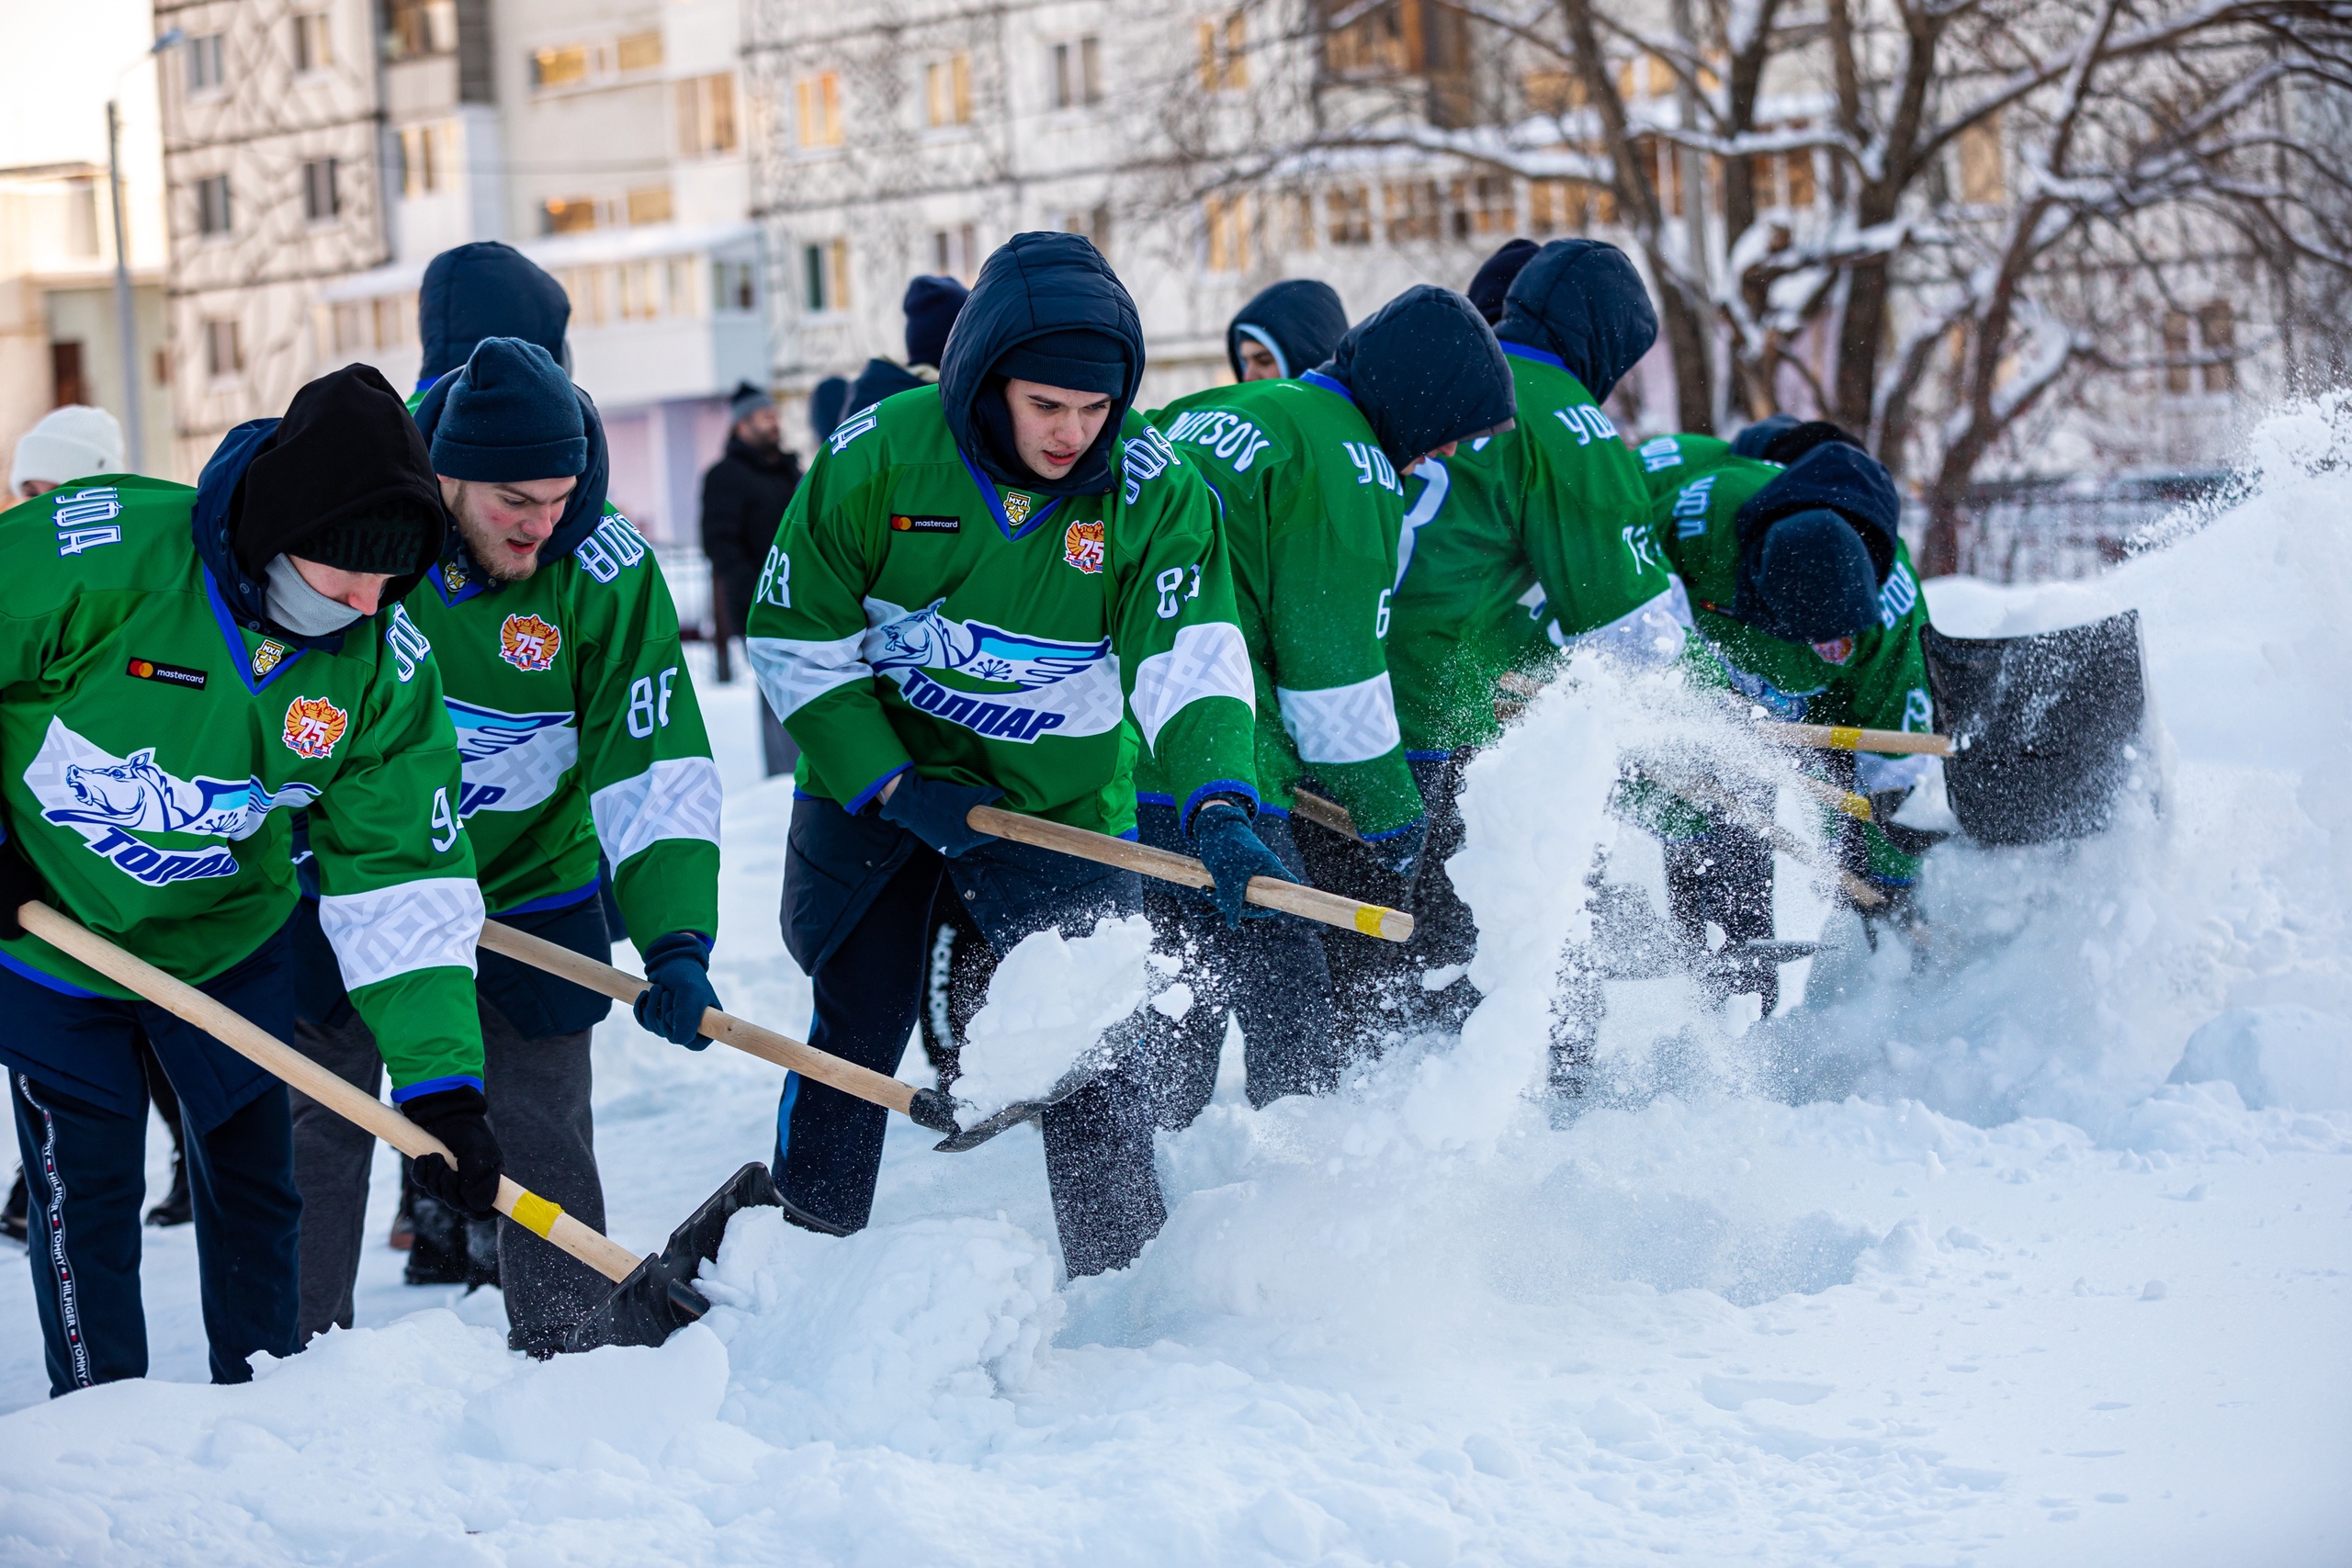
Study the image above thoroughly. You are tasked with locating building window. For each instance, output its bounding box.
[1451,175,1514,238]
[293,12,334,74]
[1384,178,1441,243]
[1277,189,1316,251]
[196,174,232,237]
[933,222,979,280]
[399,122,452,197]
[51,342,87,407]
[712,258,756,312]
[1052,37,1102,107]
[385,0,458,61]
[626,186,673,226]
[302,158,340,221]
[797,72,843,147]
[542,196,599,234]
[66,177,100,257]
[1197,14,1246,91]
[331,301,363,354]
[186,33,226,94]
[927,54,972,127]
[616,30,662,73]
[1957,114,2004,206]
[1328,185,1371,245]
[370,296,408,350]
[1205,193,1250,272]
[1524,67,1583,116]
[1325,1,1410,76]
[204,318,243,380]
[2164,302,2236,396]
[676,73,738,156]
[1059,206,1112,254]
[532,44,588,89]
[1529,176,1612,233]
[802,239,850,312]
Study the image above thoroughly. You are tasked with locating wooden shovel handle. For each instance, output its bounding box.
[17,901,642,1283]
[965,804,1415,942]
[477,919,930,1121]
[1761,721,1954,758]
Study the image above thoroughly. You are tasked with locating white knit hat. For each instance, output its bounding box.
[11,404,126,495]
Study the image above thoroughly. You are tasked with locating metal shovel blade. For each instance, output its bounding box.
[1922,610,2145,846]
[561,1161,782,1354]
[931,1057,1102,1153]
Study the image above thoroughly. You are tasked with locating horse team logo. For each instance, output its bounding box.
[1062,519,1105,575]
[282,696,348,761]
[499,613,561,672]
[26,718,320,886]
[862,598,1123,745]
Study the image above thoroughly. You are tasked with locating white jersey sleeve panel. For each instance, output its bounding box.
[321,876,485,990]
[1129,621,1255,752]
[1275,671,1403,765]
[592,756,725,868]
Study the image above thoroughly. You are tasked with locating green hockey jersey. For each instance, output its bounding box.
[1630,431,1737,504]
[0,478,484,1096]
[745,388,1257,834]
[1386,344,1692,754]
[1144,374,1422,838]
[1652,453,1936,886]
[408,506,720,942]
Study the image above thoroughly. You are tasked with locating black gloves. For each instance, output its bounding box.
[1192,799,1295,929]
[635,931,720,1047]
[1362,817,1430,880]
[0,836,44,942]
[878,772,1003,858]
[401,1086,505,1220]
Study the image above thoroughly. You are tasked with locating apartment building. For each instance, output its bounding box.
[154,0,391,480]
[314,0,765,563]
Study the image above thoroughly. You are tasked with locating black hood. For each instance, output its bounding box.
[937,232,1145,497]
[1226,278,1347,380]
[844,357,929,420]
[1731,442,1903,627]
[1310,285,1515,472]
[417,242,571,390]
[413,370,612,573]
[1496,239,1657,402]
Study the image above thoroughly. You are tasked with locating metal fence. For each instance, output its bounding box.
[1924,471,2236,584]
[651,546,717,639]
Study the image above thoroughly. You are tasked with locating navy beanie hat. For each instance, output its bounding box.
[809,375,852,444]
[1731,412,1802,461]
[904,275,970,369]
[992,328,1130,396]
[1466,238,1540,324]
[1755,509,1881,641]
[430,337,587,481]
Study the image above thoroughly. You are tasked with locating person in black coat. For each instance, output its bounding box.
[699,381,803,684]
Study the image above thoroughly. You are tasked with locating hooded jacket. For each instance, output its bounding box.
[1497,240,1657,404]
[416,242,571,391]
[1310,285,1515,472]
[937,231,1146,498]
[844,357,931,421]
[1225,279,1348,381]
[1728,442,1902,630]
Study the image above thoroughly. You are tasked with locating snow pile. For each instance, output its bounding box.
[3,401,2351,1563]
[950,913,1157,1114]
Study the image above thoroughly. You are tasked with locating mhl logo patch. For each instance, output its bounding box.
[499,613,561,671]
[890,513,961,534]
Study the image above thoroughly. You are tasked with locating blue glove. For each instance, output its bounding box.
[634,931,720,1048]
[1362,817,1429,879]
[1192,799,1295,929]
[878,772,1003,858]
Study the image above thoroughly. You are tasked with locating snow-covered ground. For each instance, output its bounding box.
[5,400,2351,1565]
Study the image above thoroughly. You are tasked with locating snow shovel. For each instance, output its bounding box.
[1920,610,2145,844]
[14,899,771,1355]
[965,804,1415,940]
[475,920,970,1143]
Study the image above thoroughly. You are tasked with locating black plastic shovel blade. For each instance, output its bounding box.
[1922,610,2146,845]
[561,1161,782,1354]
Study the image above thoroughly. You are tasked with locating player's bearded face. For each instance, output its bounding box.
[441,475,577,581]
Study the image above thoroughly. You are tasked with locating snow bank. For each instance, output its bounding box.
[5,403,2352,1564]
[951,913,1157,1115]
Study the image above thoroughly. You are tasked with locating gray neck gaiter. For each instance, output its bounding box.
[264,553,365,637]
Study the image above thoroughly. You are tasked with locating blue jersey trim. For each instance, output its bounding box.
[491,880,600,919]
[202,569,311,694]
[1299,369,1352,403]
[1135,791,1178,808]
[1404,750,1454,762]
[0,947,104,999]
[1360,817,1424,843]
[1499,341,1566,370]
[846,761,913,815]
[956,448,1065,542]
[390,1074,483,1104]
[1181,779,1261,837]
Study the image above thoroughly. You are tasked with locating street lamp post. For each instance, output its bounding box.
[107,28,181,477]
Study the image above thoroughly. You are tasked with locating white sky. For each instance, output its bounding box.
[0,0,167,238]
